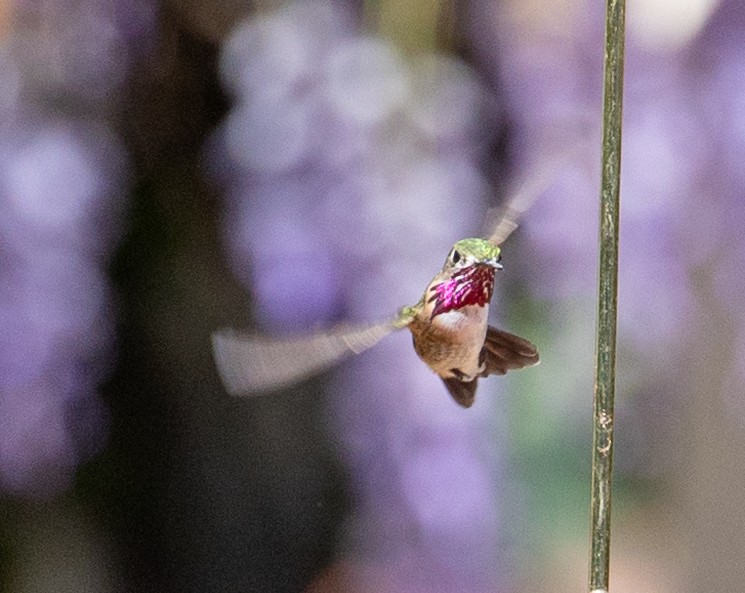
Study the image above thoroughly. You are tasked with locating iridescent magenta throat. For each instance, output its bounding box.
[430,265,496,318]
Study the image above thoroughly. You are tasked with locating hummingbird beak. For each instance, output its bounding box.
[484,256,503,270]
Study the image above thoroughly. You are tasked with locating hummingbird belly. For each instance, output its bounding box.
[409,305,489,381]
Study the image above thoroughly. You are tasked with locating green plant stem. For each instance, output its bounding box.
[589,0,625,591]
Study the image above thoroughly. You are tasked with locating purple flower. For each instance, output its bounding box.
[0,0,147,497]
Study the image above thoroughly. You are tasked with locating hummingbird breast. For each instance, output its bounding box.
[409,304,489,381]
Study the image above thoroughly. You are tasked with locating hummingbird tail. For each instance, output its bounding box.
[211,321,402,396]
[480,326,540,376]
[441,377,478,408]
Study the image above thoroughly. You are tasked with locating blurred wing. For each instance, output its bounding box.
[212,314,413,396]
[486,204,522,247]
[486,142,589,246]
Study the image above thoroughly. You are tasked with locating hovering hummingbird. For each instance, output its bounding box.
[210,150,580,407]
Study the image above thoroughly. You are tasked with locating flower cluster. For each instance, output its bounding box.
[0,0,155,496]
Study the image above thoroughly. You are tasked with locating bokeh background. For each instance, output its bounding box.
[1,0,744,591]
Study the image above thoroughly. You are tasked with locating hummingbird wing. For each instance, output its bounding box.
[480,326,540,376]
[485,142,589,246]
[212,310,415,396]
[485,164,558,246]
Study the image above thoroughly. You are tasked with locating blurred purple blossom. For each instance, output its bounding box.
[9,0,158,108]
[0,122,125,496]
[213,1,516,590]
[694,1,745,416]
[0,0,151,496]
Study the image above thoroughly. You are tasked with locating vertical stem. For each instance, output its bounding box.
[589,0,625,592]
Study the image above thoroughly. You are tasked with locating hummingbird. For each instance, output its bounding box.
[400,237,538,406]
[212,145,586,406]
[212,203,542,408]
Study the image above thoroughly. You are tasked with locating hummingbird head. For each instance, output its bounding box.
[429,238,503,318]
[444,238,503,271]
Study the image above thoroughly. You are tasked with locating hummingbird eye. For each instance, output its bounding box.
[451,250,461,264]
